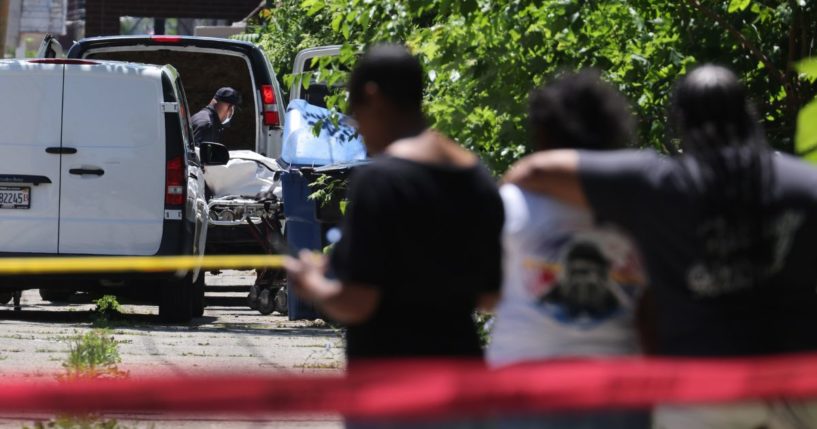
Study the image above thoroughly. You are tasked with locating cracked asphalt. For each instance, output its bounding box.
[0,270,345,428]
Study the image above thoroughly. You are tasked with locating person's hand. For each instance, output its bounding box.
[284,250,340,303]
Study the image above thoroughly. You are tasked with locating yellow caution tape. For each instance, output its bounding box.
[0,255,285,275]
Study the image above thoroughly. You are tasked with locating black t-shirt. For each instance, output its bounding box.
[191,106,223,145]
[330,156,504,360]
[579,149,817,356]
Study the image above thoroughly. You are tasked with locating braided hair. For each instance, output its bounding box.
[671,65,774,294]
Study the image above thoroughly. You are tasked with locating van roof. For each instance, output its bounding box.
[69,35,261,56]
[4,58,168,73]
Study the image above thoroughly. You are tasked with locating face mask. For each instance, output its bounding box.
[221,106,234,126]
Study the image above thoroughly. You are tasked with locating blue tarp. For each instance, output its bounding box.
[281,100,366,166]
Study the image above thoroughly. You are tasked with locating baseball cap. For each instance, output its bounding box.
[214,87,242,106]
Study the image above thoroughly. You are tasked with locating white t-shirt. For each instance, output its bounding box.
[486,184,647,367]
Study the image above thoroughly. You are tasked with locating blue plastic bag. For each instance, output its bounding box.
[281,100,366,166]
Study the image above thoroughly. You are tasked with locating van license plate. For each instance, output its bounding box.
[0,186,30,209]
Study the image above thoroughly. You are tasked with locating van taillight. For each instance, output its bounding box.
[261,84,280,127]
[264,111,280,126]
[262,85,275,104]
[166,156,185,206]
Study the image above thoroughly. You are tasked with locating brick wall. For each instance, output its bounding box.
[84,0,262,36]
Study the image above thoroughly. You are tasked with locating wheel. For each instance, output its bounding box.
[257,288,275,315]
[274,287,288,316]
[159,274,194,323]
[0,292,12,305]
[39,289,75,303]
[247,284,260,310]
[191,273,205,318]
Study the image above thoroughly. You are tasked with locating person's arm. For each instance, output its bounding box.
[284,250,380,325]
[502,149,588,209]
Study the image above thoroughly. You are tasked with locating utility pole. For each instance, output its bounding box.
[0,0,9,57]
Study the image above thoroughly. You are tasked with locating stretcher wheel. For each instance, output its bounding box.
[247,284,260,310]
[257,288,275,315]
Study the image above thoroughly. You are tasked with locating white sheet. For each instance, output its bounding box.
[205,150,283,199]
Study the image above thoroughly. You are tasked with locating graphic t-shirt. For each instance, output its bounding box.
[487,185,646,367]
[330,156,504,361]
[579,149,817,356]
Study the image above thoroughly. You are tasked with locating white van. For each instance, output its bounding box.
[0,58,228,323]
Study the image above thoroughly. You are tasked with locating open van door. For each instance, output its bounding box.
[36,34,64,59]
[289,45,342,107]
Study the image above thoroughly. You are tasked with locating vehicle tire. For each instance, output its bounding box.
[0,292,12,305]
[191,273,205,318]
[257,288,275,315]
[247,284,260,310]
[274,287,288,316]
[39,289,75,303]
[159,274,194,323]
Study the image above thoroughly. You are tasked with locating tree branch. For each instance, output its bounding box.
[685,0,798,114]
[684,0,787,88]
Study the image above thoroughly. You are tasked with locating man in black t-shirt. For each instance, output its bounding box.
[284,44,503,361]
[505,65,817,357]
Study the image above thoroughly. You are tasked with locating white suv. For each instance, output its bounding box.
[0,58,228,322]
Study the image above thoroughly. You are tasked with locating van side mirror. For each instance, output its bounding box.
[200,142,229,166]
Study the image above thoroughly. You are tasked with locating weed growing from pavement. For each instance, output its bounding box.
[26,330,134,429]
[60,330,127,380]
[23,416,145,429]
[91,296,123,328]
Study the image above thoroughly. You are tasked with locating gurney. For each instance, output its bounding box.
[205,150,288,315]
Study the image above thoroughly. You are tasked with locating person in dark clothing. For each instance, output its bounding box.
[284,44,504,362]
[505,64,817,357]
[505,65,817,428]
[191,87,242,146]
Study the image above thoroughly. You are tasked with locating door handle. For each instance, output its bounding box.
[45,147,77,154]
[69,168,104,176]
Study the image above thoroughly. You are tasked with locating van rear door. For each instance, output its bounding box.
[0,61,64,254]
[58,63,166,255]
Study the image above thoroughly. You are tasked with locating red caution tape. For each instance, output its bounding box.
[3,354,817,419]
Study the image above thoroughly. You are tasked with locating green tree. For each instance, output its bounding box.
[249,0,817,173]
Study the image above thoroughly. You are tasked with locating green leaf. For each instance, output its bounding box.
[727,0,751,13]
[796,58,817,82]
[303,0,325,16]
[796,100,817,164]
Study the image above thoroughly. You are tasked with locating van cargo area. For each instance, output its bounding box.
[85,50,257,152]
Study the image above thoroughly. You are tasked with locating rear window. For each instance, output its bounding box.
[86,49,257,152]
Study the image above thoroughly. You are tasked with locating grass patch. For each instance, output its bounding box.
[24,416,145,428]
[26,330,132,428]
[61,330,126,380]
[91,296,123,328]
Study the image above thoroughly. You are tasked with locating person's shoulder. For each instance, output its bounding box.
[191,108,211,124]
